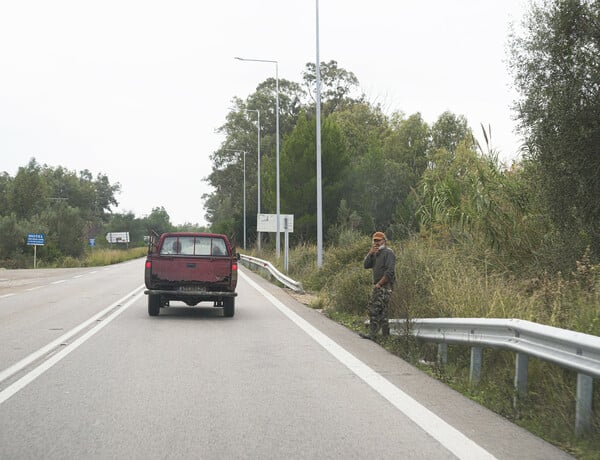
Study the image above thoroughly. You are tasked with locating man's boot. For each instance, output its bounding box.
[359,321,378,340]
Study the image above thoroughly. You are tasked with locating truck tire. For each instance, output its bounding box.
[148,294,161,316]
[223,297,235,318]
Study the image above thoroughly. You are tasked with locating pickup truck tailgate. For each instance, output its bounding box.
[151,256,231,283]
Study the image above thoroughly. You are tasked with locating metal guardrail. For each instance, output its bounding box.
[239,254,304,293]
[389,318,600,435]
[395,318,600,378]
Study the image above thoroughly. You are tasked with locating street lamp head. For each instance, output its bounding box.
[234,56,278,65]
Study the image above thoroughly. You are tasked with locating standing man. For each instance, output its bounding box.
[360,231,395,340]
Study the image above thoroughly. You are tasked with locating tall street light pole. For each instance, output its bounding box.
[315,0,323,267]
[234,56,281,258]
[241,108,261,250]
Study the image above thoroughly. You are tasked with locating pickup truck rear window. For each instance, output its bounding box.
[160,236,227,256]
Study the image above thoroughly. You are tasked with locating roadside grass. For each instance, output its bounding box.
[39,247,147,268]
[83,247,147,266]
[250,236,600,459]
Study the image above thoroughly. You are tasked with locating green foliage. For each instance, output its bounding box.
[302,60,362,114]
[313,235,372,314]
[145,206,173,235]
[280,112,350,242]
[9,159,49,219]
[430,111,471,155]
[0,214,27,262]
[509,0,600,261]
[207,63,483,249]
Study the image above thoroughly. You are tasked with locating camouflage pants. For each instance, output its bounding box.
[366,286,392,336]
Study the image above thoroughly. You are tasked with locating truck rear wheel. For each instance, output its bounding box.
[148,294,161,316]
[223,297,235,318]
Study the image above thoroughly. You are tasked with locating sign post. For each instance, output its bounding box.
[257,214,294,272]
[26,233,45,268]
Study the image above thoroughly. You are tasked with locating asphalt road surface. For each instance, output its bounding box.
[0,259,573,459]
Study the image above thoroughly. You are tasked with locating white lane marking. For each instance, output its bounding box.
[240,270,497,460]
[51,280,66,285]
[0,293,16,299]
[26,286,43,292]
[0,285,145,403]
[72,275,84,279]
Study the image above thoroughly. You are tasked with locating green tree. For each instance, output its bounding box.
[0,214,26,259]
[9,159,49,219]
[146,206,173,235]
[329,102,389,233]
[430,111,471,157]
[0,172,12,215]
[42,204,86,258]
[93,173,121,218]
[329,102,389,165]
[383,112,431,236]
[508,0,600,259]
[280,112,349,242]
[302,60,362,115]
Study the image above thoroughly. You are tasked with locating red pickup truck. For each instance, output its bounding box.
[144,232,238,317]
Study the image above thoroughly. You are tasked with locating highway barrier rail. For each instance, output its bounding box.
[239,254,304,293]
[389,317,600,435]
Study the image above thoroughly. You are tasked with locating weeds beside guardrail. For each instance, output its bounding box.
[389,317,600,436]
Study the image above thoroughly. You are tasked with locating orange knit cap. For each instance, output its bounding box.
[372,231,386,241]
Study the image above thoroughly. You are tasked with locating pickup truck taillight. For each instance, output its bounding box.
[145,260,152,269]
[232,261,238,271]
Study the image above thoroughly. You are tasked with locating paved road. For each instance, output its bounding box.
[0,260,573,459]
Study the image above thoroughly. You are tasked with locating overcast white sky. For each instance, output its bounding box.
[0,1,528,226]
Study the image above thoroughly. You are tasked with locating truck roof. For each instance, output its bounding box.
[158,232,229,239]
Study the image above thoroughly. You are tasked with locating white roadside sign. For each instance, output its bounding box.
[106,232,130,243]
[257,214,294,233]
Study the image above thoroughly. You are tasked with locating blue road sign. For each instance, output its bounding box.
[27,233,45,246]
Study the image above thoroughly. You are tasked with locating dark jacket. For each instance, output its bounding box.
[363,246,395,287]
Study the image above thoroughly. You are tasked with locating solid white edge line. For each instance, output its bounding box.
[240,270,497,460]
[0,285,146,385]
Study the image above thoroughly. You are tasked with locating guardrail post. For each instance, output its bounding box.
[513,352,528,407]
[470,347,482,385]
[437,343,448,366]
[575,373,593,436]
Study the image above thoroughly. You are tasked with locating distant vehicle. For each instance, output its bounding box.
[144,232,239,317]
